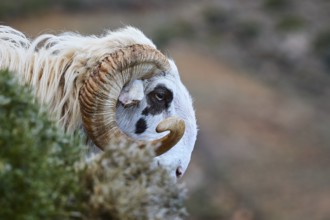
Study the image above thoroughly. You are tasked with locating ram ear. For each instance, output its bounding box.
[118,80,145,107]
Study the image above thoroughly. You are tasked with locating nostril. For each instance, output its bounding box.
[176,166,183,178]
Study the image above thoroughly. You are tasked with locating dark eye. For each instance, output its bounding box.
[155,93,164,101]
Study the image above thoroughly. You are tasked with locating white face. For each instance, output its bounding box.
[116,61,197,179]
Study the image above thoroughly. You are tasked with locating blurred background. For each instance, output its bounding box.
[1,0,330,219]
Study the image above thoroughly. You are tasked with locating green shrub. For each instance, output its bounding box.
[0,0,52,19]
[153,20,195,47]
[202,7,230,34]
[276,15,305,32]
[83,139,187,220]
[0,0,85,19]
[314,30,330,70]
[263,0,291,11]
[235,21,261,42]
[0,69,86,219]
[0,69,187,219]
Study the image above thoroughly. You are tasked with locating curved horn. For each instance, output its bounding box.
[153,116,186,156]
[79,44,185,155]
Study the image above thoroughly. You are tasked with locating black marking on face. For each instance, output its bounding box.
[135,118,147,134]
[144,84,173,116]
[142,107,149,116]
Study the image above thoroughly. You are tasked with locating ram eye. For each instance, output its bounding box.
[144,84,173,116]
[155,93,164,101]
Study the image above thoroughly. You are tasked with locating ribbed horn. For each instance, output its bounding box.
[79,44,185,155]
[153,116,185,156]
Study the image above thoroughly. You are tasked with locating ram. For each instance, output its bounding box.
[0,26,197,179]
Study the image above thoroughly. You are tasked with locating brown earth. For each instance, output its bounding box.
[172,43,330,220]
